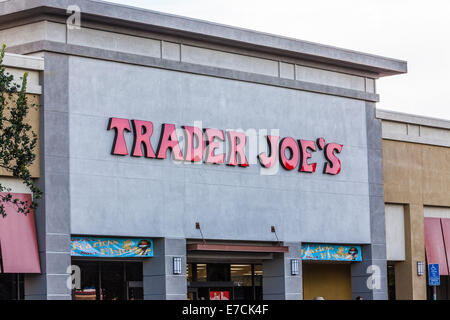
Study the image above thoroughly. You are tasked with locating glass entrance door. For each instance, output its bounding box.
[100,262,124,300]
[0,274,24,300]
[73,260,143,300]
[187,263,262,300]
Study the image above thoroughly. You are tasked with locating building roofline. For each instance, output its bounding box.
[377,108,450,130]
[0,0,407,77]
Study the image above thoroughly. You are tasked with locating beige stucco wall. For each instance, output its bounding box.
[383,139,450,299]
[0,93,40,178]
[1,53,42,180]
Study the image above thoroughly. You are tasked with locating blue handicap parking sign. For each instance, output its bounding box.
[428,263,440,286]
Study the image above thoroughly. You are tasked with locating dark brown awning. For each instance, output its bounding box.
[187,243,289,253]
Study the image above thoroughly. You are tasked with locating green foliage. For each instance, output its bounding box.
[0,44,42,217]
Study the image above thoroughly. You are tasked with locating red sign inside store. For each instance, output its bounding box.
[210,291,230,300]
[107,117,343,175]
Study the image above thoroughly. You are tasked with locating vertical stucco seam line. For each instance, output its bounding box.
[66,53,72,241]
[183,156,186,240]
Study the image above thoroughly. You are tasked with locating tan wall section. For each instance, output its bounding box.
[302,263,352,300]
[1,54,41,179]
[392,204,425,300]
[382,139,450,299]
[0,93,40,178]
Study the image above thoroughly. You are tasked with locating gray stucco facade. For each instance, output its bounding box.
[0,0,406,300]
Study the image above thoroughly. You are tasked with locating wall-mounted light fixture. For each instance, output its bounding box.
[173,257,182,275]
[417,261,424,276]
[196,222,206,244]
[271,226,280,243]
[291,259,299,275]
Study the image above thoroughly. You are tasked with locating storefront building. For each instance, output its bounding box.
[379,110,450,300]
[0,0,407,300]
[0,52,43,299]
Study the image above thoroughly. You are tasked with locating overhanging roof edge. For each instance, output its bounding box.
[0,0,407,77]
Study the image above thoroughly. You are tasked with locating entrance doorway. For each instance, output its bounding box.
[187,263,262,300]
[72,260,143,300]
[0,274,23,300]
[387,263,396,300]
[302,263,352,300]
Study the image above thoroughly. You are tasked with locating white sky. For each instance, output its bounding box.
[106,0,450,120]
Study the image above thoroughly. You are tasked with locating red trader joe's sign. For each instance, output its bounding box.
[107,117,343,175]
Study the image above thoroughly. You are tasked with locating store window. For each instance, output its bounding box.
[0,274,24,300]
[232,264,262,300]
[187,263,262,300]
[197,264,207,281]
[387,263,396,300]
[72,260,143,300]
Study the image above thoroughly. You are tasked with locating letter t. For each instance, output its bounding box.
[107,117,131,156]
